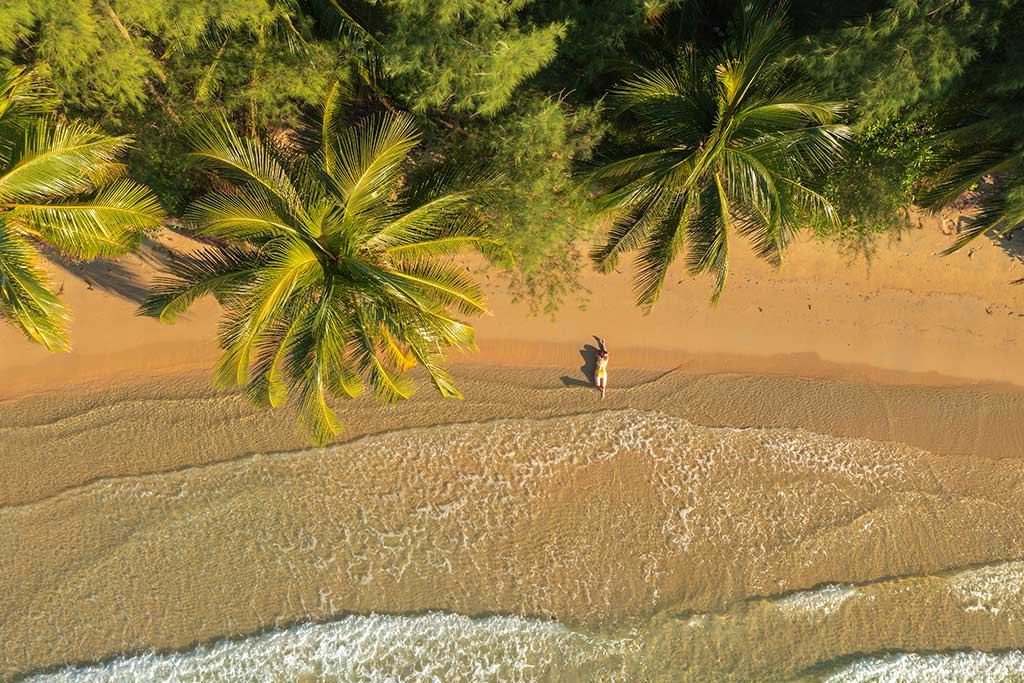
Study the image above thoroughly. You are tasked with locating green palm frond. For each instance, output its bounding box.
[214,238,322,388]
[185,189,306,242]
[589,1,846,305]
[938,184,1024,255]
[350,306,416,405]
[390,260,488,316]
[328,112,420,229]
[10,179,164,259]
[381,214,493,258]
[920,149,1018,209]
[0,67,163,351]
[0,67,57,136]
[632,192,691,307]
[0,222,69,351]
[187,115,310,225]
[0,120,129,203]
[141,245,259,322]
[920,104,1023,255]
[147,82,489,445]
[406,338,462,399]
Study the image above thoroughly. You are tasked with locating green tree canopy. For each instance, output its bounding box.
[800,0,1016,123]
[367,0,567,116]
[0,67,163,350]
[588,3,849,306]
[144,83,493,445]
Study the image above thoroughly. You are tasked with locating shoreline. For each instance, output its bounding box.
[5,383,1024,677]
[3,215,1024,677]
[4,363,1024,510]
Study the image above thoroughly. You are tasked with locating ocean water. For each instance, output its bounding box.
[5,410,1024,681]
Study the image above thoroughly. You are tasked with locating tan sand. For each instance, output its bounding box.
[2,210,1024,399]
[3,392,1024,677]
[2,214,1024,678]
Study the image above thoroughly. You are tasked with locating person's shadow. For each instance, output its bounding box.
[560,337,601,388]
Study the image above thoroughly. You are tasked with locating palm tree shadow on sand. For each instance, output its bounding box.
[560,338,600,388]
[40,237,184,306]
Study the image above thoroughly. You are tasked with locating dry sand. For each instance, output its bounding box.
[2,211,1024,399]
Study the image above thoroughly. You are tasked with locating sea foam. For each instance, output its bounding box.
[21,613,635,683]
[821,650,1024,683]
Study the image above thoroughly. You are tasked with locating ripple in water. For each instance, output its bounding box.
[7,411,1024,681]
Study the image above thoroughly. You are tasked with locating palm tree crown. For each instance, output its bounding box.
[589,4,849,306]
[144,83,492,445]
[0,67,164,350]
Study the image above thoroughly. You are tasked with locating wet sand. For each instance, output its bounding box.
[3,368,1024,678]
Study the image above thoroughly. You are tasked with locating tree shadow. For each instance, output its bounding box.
[989,230,1024,283]
[559,338,600,388]
[40,236,180,305]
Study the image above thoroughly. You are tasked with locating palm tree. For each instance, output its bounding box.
[0,67,164,351]
[920,109,1023,255]
[588,4,849,306]
[143,83,491,445]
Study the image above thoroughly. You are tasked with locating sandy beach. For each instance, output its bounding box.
[3,215,1024,680]
[3,212,1024,399]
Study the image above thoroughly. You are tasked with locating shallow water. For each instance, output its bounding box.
[4,408,1024,680]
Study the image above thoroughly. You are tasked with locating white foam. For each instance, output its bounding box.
[774,584,857,618]
[821,650,1024,683]
[22,613,636,683]
[949,561,1024,619]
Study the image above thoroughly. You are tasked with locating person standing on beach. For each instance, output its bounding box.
[595,337,609,399]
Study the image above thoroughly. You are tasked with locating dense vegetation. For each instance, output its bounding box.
[1,0,1020,440]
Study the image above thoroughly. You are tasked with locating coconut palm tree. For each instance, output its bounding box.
[921,109,1023,256]
[143,83,492,445]
[0,67,164,351]
[588,3,849,307]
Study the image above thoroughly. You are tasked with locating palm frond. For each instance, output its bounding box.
[11,179,164,259]
[215,238,322,387]
[390,260,488,316]
[940,187,1024,255]
[591,188,670,272]
[686,176,732,304]
[0,222,69,351]
[0,120,129,203]
[632,192,691,307]
[406,338,463,399]
[350,307,416,405]
[142,245,260,322]
[186,189,306,242]
[382,215,493,260]
[328,112,421,228]
[0,67,58,135]
[187,114,310,226]
[919,148,1018,209]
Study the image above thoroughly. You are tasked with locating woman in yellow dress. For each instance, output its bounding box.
[595,337,609,399]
